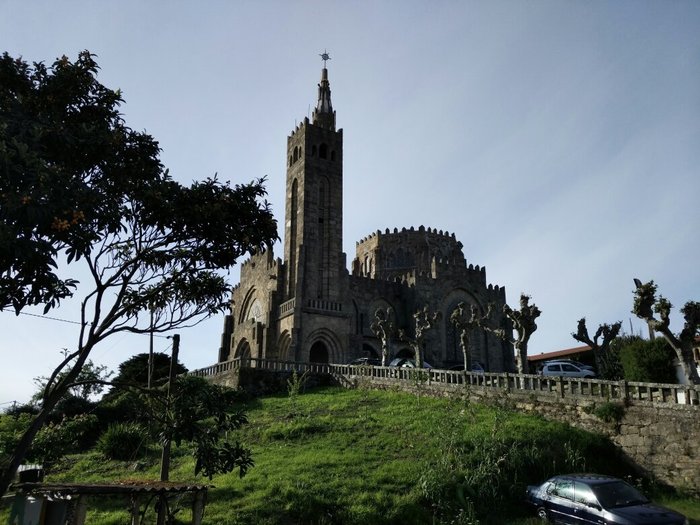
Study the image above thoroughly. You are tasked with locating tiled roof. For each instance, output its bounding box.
[527,345,592,362]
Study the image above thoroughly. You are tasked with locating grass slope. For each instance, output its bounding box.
[3,386,699,524]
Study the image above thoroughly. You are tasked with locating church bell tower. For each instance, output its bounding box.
[283,55,345,303]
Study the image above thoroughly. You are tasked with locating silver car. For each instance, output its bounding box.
[540,362,596,378]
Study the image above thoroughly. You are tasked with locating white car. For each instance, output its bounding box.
[540,362,596,378]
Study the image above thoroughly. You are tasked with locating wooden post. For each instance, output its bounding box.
[71,495,88,525]
[130,495,141,525]
[192,490,206,525]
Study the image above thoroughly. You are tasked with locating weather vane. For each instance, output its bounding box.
[319,50,331,67]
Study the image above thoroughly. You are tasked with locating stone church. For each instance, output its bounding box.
[217,61,513,372]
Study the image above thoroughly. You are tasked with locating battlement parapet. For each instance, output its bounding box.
[355,225,461,248]
[288,117,310,139]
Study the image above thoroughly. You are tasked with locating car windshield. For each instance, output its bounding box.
[592,481,649,508]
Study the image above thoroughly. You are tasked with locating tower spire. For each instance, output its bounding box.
[312,51,335,130]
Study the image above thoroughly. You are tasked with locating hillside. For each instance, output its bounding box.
[3,386,698,524]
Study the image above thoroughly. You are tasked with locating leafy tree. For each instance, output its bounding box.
[632,280,699,384]
[572,318,622,379]
[0,52,277,496]
[145,375,253,480]
[111,352,187,390]
[614,336,677,383]
[33,356,112,404]
[98,352,188,425]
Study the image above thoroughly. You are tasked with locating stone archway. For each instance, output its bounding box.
[235,339,251,360]
[309,341,329,364]
[362,343,379,358]
[395,347,413,359]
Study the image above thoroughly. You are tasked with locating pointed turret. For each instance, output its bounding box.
[312,52,336,130]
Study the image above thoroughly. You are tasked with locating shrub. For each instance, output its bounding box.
[593,401,626,424]
[97,423,147,460]
[617,337,676,383]
[0,414,33,461]
[30,414,100,464]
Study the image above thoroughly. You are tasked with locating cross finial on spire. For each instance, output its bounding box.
[319,50,331,67]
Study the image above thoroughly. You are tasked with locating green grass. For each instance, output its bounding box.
[2,386,699,524]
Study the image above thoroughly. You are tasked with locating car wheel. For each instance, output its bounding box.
[536,507,551,522]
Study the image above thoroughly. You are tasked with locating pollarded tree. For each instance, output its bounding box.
[370,307,395,367]
[571,318,622,379]
[632,280,700,385]
[0,52,277,496]
[449,302,489,372]
[482,294,541,374]
[398,306,441,369]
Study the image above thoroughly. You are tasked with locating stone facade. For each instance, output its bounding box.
[218,64,512,371]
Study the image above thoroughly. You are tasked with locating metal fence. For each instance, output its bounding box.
[190,357,700,407]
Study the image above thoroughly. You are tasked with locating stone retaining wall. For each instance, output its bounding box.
[207,366,700,493]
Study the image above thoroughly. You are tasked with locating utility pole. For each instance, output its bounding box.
[159,333,179,482]
[148,308,154,389]
[157,333,179,525]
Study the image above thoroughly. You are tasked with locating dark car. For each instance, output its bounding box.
[347,357,381,366]
[447,362,485,374]
[526,474,688,524]
[388,357,433,369]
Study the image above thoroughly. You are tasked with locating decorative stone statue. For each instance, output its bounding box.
[399,306,442,368]
[370,307,395,366]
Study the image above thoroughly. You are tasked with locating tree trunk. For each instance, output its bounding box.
[515,343,529,374]
[414,343,423,369]
[0,406,52,496]
[676,345,700,385]
[0,348,91,497]
[461,343,471,372]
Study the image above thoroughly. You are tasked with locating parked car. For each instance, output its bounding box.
[347,357,381,366]
[526,474,688,524]
[447,362,485,374]
[540,362,596,378]
[388,357,433,369]
[545,358,595,371]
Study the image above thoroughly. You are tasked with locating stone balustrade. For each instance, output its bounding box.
[191,357,699,407]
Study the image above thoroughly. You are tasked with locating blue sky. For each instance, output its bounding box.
[2,1,699,404]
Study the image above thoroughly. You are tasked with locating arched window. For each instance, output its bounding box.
[319,143,328,159]
[293,146,298,163]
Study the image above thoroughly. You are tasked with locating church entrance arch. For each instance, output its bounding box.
[395,347,413,359]
[309,341,329,363]
[362,343,379,358]
[235,339,252,360]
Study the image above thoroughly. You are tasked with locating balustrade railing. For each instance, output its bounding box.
[190,357,699,407]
